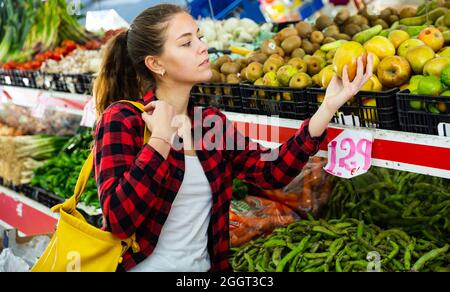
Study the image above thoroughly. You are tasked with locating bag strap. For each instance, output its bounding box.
[52,100,150,214]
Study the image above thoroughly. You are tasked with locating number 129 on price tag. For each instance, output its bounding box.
[324,130,373,179]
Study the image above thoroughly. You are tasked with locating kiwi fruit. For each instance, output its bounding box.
[347,15,369,26]
[220,62,241,75]
[312,43,321,53]
[322,37,336,44]
[261,39,279,55]
[323,25,340,38]
[209,69,222,83]
[389,15,399,25]
[315,15,334,31]
[379,8,392,23]
[373,18,389,29]
[344,23,361,36]
[301,40,315,55]
[367,14,379,24]
[240,67,247,81]
[281,35,302,54]
[310,31,325,44]
[390,7,399,16]
[295,21,313,38]
[275,46,285,57]
[226,74,240,84]
[277,27,298,42]
[360,24,371,31]
[272,34,282,46]
[335,33,351,41]
[399,7,417,19]
[334,9,350,25]
[291,48,306,59]
[215,55,232,69]
[235,58,248,70]
[247,52,268,64]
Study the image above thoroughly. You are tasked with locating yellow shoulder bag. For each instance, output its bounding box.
[32,100,150,272]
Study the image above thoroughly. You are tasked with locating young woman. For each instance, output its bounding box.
[93,4,373,272]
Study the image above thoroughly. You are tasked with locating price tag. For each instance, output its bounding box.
[31,92,49,119]
[438,123,450,137]
[22,78,29,87]
[324,129,373,179]
[5,76,11,85]
[80,97,96,128]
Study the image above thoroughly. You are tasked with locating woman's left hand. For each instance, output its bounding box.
[323,54,374,113]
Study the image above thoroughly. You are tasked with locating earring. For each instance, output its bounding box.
[160,70,166,77]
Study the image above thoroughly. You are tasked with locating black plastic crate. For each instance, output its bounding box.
[397,89,450,136]
[43,73,94,95]
[29,186,103,227]
[191,83,242,112]
[0,69,43,89]
[240,83,309,119]
[31,187,65,209]
[307,87,400,130]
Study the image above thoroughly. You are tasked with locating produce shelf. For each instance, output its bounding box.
[397,89,450,136]
[307,87,400,131]
[223,111,450,179]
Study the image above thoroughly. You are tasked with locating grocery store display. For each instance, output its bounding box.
[0,0,93,64]
[230,216,450,272]
[0,134,69,185]
[258,157,333,218]
[0,102,82,136]
[197,17,273,51]
[326,167,450,244]
[230,196,299,247]
[0,0,449,273]
[40,46,102,74]
[30,129,100,208]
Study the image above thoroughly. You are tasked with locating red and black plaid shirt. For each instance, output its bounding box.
[94,93,327,272]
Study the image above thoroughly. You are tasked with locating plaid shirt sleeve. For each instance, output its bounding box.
[94,103,170,239]
[219,110,327,190]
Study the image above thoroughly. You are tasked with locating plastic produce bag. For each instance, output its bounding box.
[1,229,51,270]
[0,249,30,272]
[0,102,81,136]
[230,196,299,247]
[259,157,334,218]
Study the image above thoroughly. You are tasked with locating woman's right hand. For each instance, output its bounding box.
[142,100,178,142]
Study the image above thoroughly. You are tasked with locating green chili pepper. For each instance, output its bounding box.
[404,241,415,270]
[276,235,311,272]
[412,244,449,271]
[271,247,283,266]
[312,226,339,238]
[244,253,254,272]
[264,239,287,248]
[303,252,329,259]
[324,238,345,272]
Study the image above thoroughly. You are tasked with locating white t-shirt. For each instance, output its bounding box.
[130,155,213,272]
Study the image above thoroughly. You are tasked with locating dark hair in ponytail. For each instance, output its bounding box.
[94,4,186,115]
